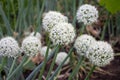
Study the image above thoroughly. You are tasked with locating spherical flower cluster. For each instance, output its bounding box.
[30,32,42,39]
[40,46,52,57]
[42,11,68,32]
[74,34,96,56]
[50,23,76,45]
[0,37,20,58]
[21,36,41,57]
[76,4,98,25]
[55,52,69,65]
[86,41,114,67]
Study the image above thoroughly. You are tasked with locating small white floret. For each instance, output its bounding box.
[40,46,52,57]
[55,52,69,65]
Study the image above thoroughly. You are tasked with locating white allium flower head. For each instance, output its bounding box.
[21,36,41,57]
[40,46,52,57]
[86,41,114,67]
[76,4,98,25]
[30,32,42,39]
[74,34,96,56]
[0,37,20,58]
[42,11,68,32]
[55,52,69,65]
[50,23,76,45]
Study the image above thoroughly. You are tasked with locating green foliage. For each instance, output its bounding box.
[100,0,120,14]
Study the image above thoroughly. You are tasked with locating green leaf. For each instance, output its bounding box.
[99,0,120,14]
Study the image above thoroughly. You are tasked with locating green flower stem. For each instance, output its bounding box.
[101,12,110,40]
[80,24,85,35]
[64,0,68,16]
[0,57,7,73]
[36,0,46,32]
[79,0,84,6]
[23,58,31,67]
[72,0,76,26]
[26,45,60,80]
[10,0,16,27]
[0,5,13,36]
[38,42,59,80]
[7,56,28,80]
[68,56,84,80]
[85,65,96,80]
[49,47,74,80]
[54,69,61,80]
[45,45,60,80]
[7,58,17,77]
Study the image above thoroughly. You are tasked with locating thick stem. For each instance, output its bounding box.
[7,56,27,80]
[7,58,17,76]
[85,65,96,80]
[68,56,84,80]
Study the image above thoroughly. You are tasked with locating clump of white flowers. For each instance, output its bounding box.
[50,23,76,45]
[30,32,42,39]
[76,4,98,25]
[74,34,96,56]
[55,52,69,65]
[0,37,20,58]
[86,41,114,67]
[42,11,68,32]
[21,36,41,57]
[40,46,52,57]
